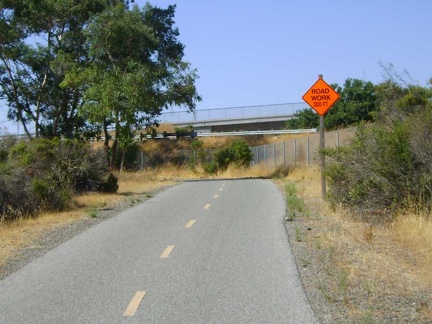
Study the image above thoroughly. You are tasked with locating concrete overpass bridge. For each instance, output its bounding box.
[160,102,309,132]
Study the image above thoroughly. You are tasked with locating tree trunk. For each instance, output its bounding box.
[103,118,111,167]
[120,149,125,172]
[111,139,118,169]
[110,116,120,169]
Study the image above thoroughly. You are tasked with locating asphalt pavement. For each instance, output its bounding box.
[0,179,317,323]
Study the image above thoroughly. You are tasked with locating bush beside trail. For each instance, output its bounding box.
[197,140,253,174]
[325,80,432,221]
[0,137,118,221]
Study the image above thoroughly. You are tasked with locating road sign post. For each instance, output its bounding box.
[302,75,340,198]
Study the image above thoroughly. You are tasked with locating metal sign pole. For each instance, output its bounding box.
[318,74,326,199]
[319,114,326,198]
[302,74,340,199]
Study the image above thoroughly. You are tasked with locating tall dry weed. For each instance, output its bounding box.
[391,214,432,281]
[285,165,432,319]
[217,164,275,179]
[286,166,323,199]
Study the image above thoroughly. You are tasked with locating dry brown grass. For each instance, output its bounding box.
[0,211,83,268]
[391,214,432,282]
[217,164,276,179]
[286,167,432,321]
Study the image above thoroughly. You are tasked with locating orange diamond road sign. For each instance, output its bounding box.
[302,78,340,116]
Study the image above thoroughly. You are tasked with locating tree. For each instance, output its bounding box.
[74,3,201,168]
[0,2,35,138]
[287,78,378,130]
[326,79,377,129]
[0,0,133,139]
[285,109,319,129]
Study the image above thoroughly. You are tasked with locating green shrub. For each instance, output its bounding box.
[0,138,116,220]
[204,140,253,174]
[285,183,297,197]
[100,173,119,193]
[228,140,253,167]
[32,178,51,202]
[0,168,38,220]
[0,149,7,163]
[202,161,218,174]
[86,207,99,218]
[212,147,231,172]
[325,114,432,220]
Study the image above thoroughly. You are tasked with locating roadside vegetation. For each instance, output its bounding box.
[1,1,431,319]
[0,137,118,222]
[324,72,432,221]
[190,139,253,174]
[281,67,432,322]
[283,167,432,323]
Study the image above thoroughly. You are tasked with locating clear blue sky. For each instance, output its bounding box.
[1,0,431,133]
[140,0,431,107]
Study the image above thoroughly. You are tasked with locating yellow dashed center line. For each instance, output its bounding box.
[204,203,211,209]
[160,245,175,258]
[123,291,147,317]
[185,220,196,228]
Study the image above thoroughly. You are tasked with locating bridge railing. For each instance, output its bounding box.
[0,102,310,137]
[160,102,309,124]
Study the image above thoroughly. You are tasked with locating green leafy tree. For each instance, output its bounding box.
[326,79,377,128]
[285,109,319,129]
[287,78,378,130]
[74,3,201,168]
[0,0,133,139]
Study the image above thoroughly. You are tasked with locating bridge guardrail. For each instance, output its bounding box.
[160,102,309,124]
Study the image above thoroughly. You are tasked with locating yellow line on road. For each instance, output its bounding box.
[123,291,146,317]
[185,220,196,228]
[204,203,211,209]
[214,194,219,198]
[160,245,175,258]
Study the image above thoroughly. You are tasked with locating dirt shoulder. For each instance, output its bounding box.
[280,171,432,323]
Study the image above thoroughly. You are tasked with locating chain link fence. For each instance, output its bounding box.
[250,128,356,167]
